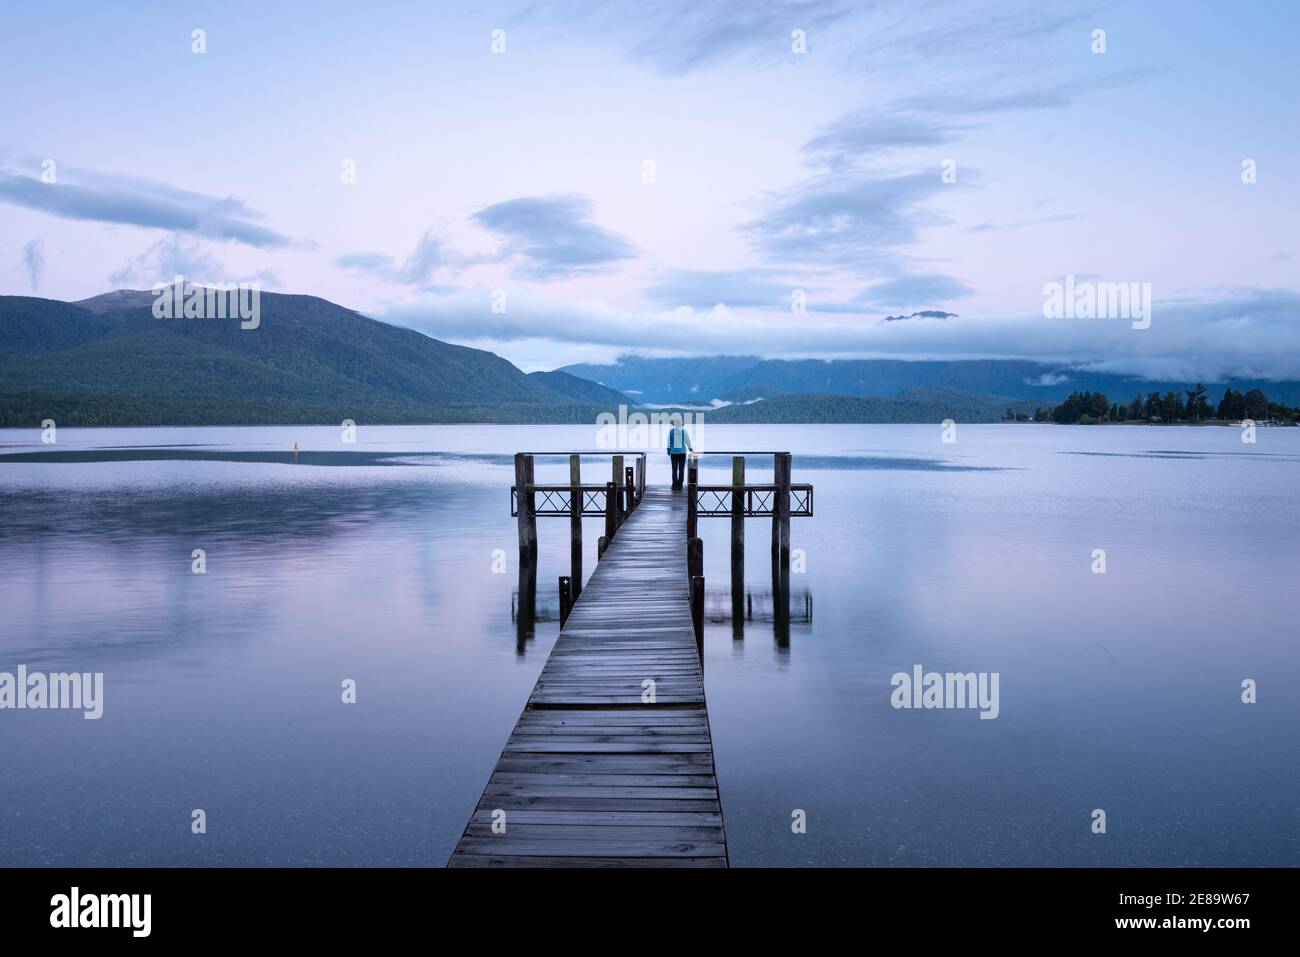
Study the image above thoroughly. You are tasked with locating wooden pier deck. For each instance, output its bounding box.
[448,487,728,867]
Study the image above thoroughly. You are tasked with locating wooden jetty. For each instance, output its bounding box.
[449,451,811,868]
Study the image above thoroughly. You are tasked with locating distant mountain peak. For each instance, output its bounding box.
[881,310,958,322]
[71,289,157,314]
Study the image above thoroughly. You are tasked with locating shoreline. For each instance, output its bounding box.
[0,419,1043,430]
[2,419,1296,431]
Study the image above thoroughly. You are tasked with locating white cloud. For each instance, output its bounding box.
[109,234,280,289]
[21,239,44,291]
[377,284,1300,382]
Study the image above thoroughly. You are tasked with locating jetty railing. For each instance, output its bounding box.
[692,484,813,517]
[510,484,622,517]
[508,449,813,647]
[684,452,812,639]
[510,451,647,639]
[511,451,645,564]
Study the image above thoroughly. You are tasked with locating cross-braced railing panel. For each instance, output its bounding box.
[692,483,814,518]
[696,488,731,514]
[510,484,633,517]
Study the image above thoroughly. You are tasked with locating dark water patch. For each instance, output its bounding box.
[785,454,1009,472]
[0,448,459,467]
[0,478,467,545]
[94,443,214,449]
[1063,449,1300,461]
[0,448,1008,472]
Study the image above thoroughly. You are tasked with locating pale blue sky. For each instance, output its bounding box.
[1,0,1297,378]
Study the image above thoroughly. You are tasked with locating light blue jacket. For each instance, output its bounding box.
[667,426,692,454]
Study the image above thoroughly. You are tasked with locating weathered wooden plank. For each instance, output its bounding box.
[478,800,722,816]
[470,810,722,826]
[482,785,718,800]
[503,739,713,753]
[454,837,727,858]
[538,661,701,669]
[448,855,727,868]
[482,781,718,797]
[530,691,707,696]
[536,672,703,682]
[541,653,700,663]
[514,723,706,733]
[517,710,707,723]
[512,725,709,736]
[528,695,704,707]
[493,753,712,772]
[464,823,722,842]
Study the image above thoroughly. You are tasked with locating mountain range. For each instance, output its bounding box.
[559,355,1300,407]
[3,289,1296,426]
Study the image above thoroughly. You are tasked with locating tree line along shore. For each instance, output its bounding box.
[1003,385,1300,425]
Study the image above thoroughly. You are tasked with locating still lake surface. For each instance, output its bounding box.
[1,424,1296,867]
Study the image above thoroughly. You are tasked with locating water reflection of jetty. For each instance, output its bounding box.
[704,586,813,648]
[515,585,814,650]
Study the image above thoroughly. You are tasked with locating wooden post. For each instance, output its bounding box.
[688,536,703,585]
[514,452,537,565]
[730,456,745,638]
[558,576,573,626]
[774,580,790,649]
[624,465,635,513]
[612,454,624,526]
[772,453,791,647]
[730,454,744,602]
[772,452,791,583]
[516,548,536,650]
[525,454,537,562]
[691,575,705,660]
[686,455,698,539]
[569,453,582,599]
[599,480,616,556]
[634,456,643,503]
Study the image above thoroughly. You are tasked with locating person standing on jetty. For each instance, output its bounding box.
[667,415,693,490]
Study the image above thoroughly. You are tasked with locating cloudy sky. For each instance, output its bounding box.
[1,0,1297,378]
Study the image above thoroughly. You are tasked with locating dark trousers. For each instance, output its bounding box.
[670,453,686,489]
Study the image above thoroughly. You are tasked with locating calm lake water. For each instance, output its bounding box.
[1,424,1297,867]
